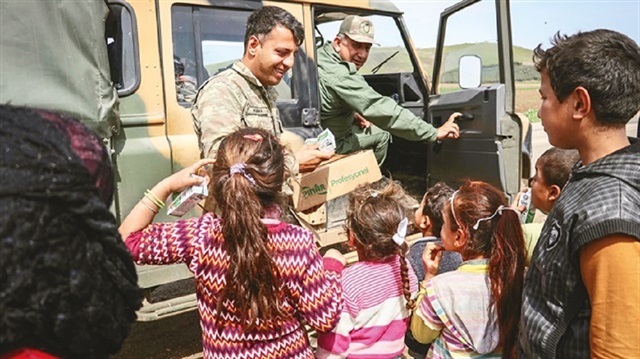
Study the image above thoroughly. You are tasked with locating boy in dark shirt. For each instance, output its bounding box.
[519,29,640,358]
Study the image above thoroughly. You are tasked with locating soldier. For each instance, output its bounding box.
[317,15,461,165]
[191,6,332,172]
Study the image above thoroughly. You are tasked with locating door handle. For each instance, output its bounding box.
[432,113,473,154]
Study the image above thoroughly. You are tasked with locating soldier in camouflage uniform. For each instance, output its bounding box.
[191,6,332,171]
[317,16,461,165]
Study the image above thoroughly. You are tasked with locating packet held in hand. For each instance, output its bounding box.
[517,188,536,223]
[304,128,336,153]
[167,175,208,217]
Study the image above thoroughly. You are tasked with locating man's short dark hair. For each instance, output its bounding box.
[533,29,640,126]
[422,182,454,236]
[244,6,304,50]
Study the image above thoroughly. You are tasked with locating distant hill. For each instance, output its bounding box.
[360,42,538,83]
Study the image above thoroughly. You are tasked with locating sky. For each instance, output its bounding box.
[390,0,640,50]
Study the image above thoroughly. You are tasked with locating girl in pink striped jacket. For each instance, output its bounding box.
[316,181,418,358]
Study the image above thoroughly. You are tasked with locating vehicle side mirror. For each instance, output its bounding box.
[458,55,482,89]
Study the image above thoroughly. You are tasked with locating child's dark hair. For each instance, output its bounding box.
[422,182,454,235]
[533,29,640,126]
[346,181,415,310]
[209,127,289,329]
[445,180,526,359]
[537,147,580,188]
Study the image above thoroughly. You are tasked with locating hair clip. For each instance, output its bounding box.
[243,134,263,142]
[392,217,408,246]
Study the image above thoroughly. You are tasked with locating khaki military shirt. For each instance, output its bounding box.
[191,61,283,159]
[317,42,437,142]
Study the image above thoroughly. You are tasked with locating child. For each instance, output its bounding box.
[409,182,463,279]
[411,180,526,359]
[0,106,141,359]
[316,181,418,358]
[405,182,463,357]
[519,30,640,357]
[119,128,345,359]
[511,147,579,263]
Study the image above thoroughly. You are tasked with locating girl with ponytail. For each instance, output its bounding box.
[411,180,526,359]
[316,180,419,358]
[119,127,345,359]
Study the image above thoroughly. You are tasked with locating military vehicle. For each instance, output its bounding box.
[0,0,529,355]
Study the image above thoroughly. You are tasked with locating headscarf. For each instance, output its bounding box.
[0,105,142,358]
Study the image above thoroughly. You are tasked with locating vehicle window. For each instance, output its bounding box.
[315,14,414,75]
[436,1,498,93]
[171,5,294,107]
[106,2,139,97]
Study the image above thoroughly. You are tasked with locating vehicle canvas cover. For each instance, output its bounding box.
[0,0,118,138]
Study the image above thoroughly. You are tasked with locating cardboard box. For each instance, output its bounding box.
[292,150,382,211]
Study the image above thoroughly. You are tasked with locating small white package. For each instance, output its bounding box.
[304,128,336,153]
[517,188,536,223]
[167,176,208,217]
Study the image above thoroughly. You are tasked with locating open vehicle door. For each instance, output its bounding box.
[427,0,523,198]
[311,0,523,203]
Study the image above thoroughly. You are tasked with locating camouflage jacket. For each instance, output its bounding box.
[317,42,437,142]
[191,61,283,159]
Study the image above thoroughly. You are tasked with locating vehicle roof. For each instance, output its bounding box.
[267,0,401,14]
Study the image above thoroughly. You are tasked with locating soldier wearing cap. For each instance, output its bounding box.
[317,15,461,165]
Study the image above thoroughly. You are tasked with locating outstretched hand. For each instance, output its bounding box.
[158,158,215,195]
[119,158,215,239]
[436,112,462,140]
[296,143,334,173]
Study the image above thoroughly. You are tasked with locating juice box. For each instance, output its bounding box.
[167,176,208,217]
[517,188,536,224]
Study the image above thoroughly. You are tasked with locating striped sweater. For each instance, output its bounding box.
[316,256,418,358]
[125,214,343,359]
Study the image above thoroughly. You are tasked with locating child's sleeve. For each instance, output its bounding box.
[315,306,355,359]
[289,231,344,334]
[125,215,211,266]
[411,281,443,344]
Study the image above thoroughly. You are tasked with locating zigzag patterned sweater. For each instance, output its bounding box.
[125,214,344,359]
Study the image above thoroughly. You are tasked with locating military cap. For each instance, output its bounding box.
[339,15,376,44]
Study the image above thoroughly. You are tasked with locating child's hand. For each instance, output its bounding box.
[159,158,215,194]
[323,248,346,266]
[422,242,443,281]
[510,187,529,213]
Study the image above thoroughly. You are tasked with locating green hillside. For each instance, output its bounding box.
[362,42,537,83]
[202,43,538,84]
